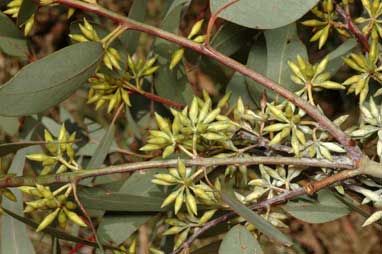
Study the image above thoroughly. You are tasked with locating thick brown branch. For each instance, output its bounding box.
[0,156,353,188]
[55,0,362,162]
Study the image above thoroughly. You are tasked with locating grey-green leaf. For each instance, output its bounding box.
[0,116,19,135]
[79,169,167,211]
[1,148,35,254]
[264,23,307,95]
[0,12,28,57]
[326,39,357,74]
[210,0,319,29]
[219,225,263,254]
[246,41,268,105]
[17,0,38,26]
[0,42,104,116]
[120,0,147,54]
[0,141,47,157]
[282,189,351,223]
[2,208,116,251]
[98,215,152,245]
[211,22,250,56]
[221,191,293,246]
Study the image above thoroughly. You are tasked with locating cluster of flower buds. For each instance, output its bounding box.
[88,73,132,112]
[350,184,382,226]
[352,98,382,159]
[4,0,35,36]
[244,165,301,203]
[302,0,349,49]
[288,55,344,104]
[87,55,159,112]
[170,19,206,70]
[69,18,122,70]
[19,184,87,232]
[140,92,236,158]
[355,0,382,39]
[263,102,308,155]
[163,210,217,250]
[152,159,218,216]
[126,55,159,90]
[26,125,79,175]
[343,41,382,104]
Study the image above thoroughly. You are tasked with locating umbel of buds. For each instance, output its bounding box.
[87,55,159,112]
[19,184,87,232]
[70,18,123,70]
[152,159,218,216]
[140,92,237,158]
[26,124,79,175]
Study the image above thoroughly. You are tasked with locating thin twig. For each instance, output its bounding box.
[71,181,105,253]
[130,88,184,109]
[334,1,370,51]
[111,103,124,124]
[205,0,240,46]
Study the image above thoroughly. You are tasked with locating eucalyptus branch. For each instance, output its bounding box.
[334,1,370,51]
[0,156,354,189]
[72,182,105,253]
[55,0,362,162]
[173,168,361,254]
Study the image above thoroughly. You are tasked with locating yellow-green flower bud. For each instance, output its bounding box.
[36,208,60,232]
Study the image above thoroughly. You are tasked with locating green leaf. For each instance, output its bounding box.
[0,116,19,135]
[0,12,28,57]
[78,169,167,211]
[282,189,351,223]
[120,0,147,54]
[210,0,319,29]
[87,124,115,169]
[88,124,117,185]
[125,107,142,139]
[221,190,293,246]
[1,148,35,254]
[211,22,250,56]
[264,23,307,96]
[326,39,357,74]
[17,0,38,26]
[154,64,191,105]
[226,72,256,109]
[154,0,190,58]
[78,188,166,211]
[52,237,61,254]
[245,41,268,105]
[218,225,263,254]
[2,208,118,251]
[153,0,192,105]
[98,214,152,245]
[0,41,104,116]
[0,141,47,157]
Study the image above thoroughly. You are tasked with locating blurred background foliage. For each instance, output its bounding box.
[0,0,381,253]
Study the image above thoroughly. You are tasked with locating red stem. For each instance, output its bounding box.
[131,89,184,109]
[205,0,240,45]
[335,2,370,52]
